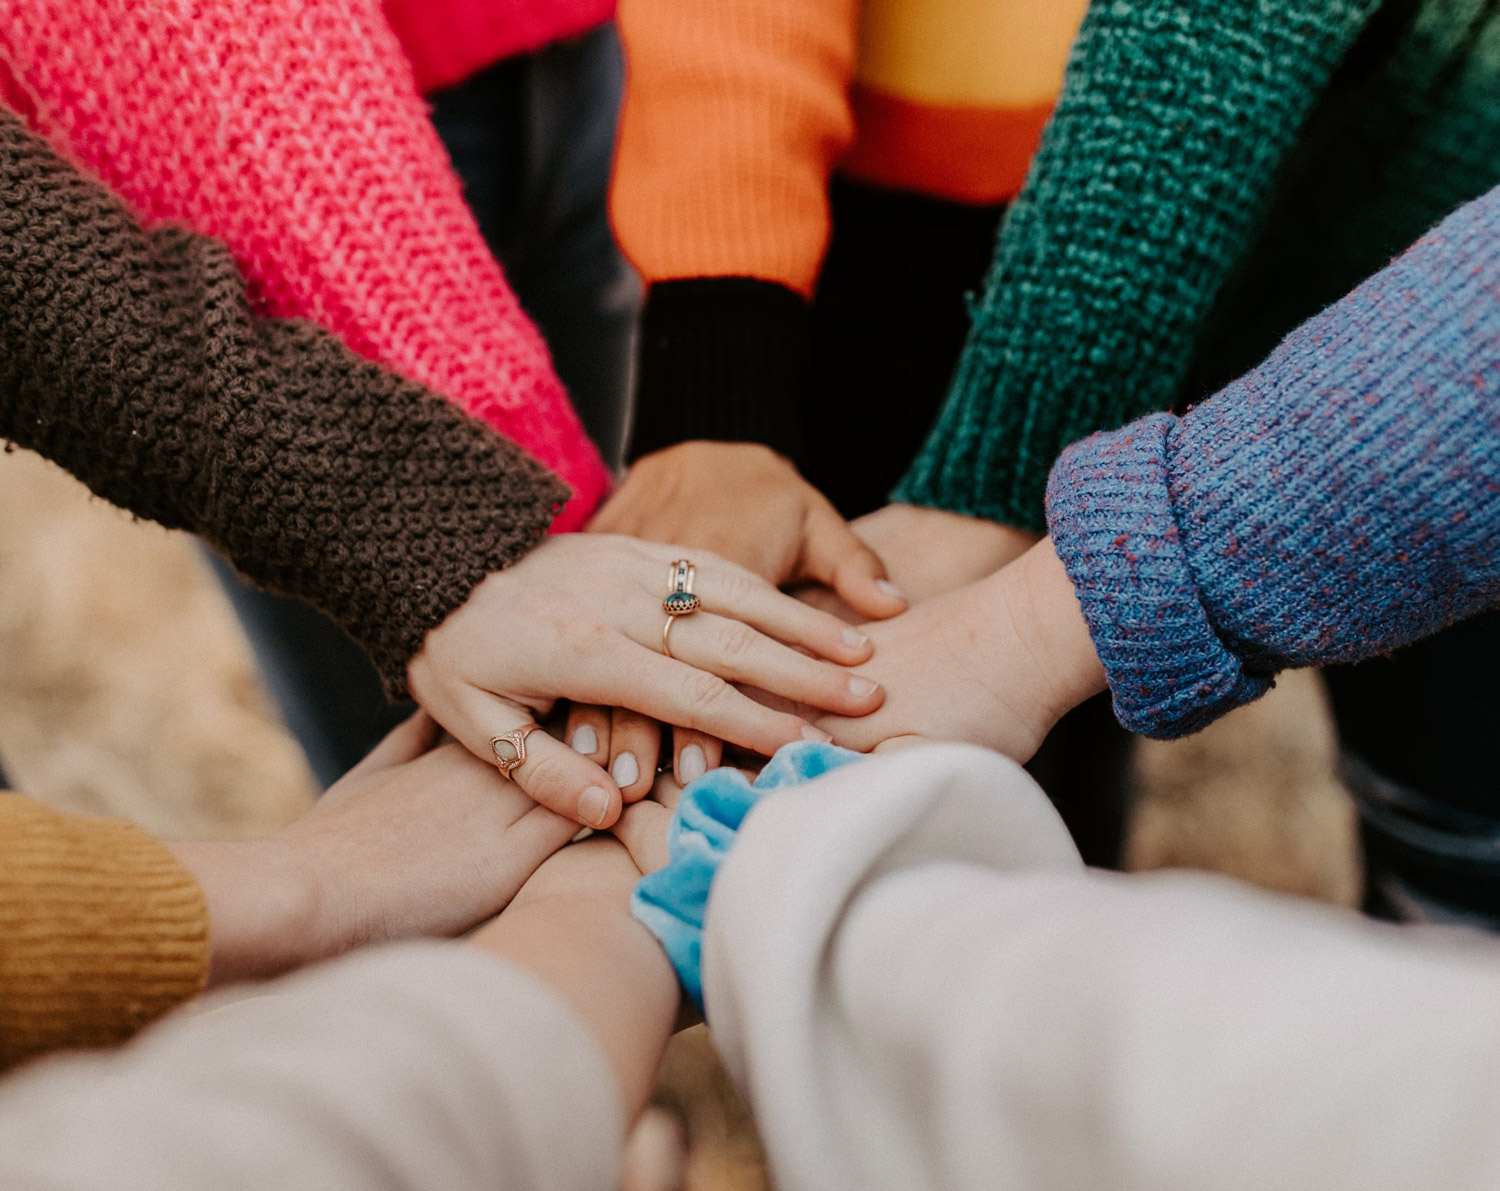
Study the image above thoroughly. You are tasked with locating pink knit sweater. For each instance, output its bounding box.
[0,0,610,530]
[385,0,616,95]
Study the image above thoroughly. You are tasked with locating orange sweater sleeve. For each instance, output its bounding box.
[0,795,208,1071]
[611,0,860,297]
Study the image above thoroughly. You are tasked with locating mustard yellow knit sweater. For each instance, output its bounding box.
[0,795,208,1071]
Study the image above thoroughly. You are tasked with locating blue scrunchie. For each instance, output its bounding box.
[631,741,862,1012]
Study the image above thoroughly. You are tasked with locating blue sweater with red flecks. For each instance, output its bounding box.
[1046,183,1500,740]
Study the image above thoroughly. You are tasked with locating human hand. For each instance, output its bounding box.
[408,534,883,829]
[171,712,578,987]
[579,443,905,788]
[851,503,1039,604]
[814,539,1107,760]
[590,442,908,618]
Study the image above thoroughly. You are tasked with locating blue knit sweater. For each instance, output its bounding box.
[1047,183,1500,740]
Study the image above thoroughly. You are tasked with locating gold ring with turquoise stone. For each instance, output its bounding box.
[662,559,701,658]
[490,724,541,779]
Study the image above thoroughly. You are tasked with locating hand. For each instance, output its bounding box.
[171,713,578,987]
[590,442,908,619]
[851,503,1039,604]
[814,540,1107,760]
[408,534,883,828]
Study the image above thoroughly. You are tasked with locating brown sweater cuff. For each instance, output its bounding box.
[0,795,208,1072]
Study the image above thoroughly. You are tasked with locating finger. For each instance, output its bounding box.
[447,686,623,829]
[348,709,439,775]
[671,725,720,787]
[564,703,611,766]
[612,798,675,875]
[797,498,908,621]
[609,707,660,803]
[688,559,874,665]
[649,769,685,812]
[663,611,885,717]
[615,643,833,758]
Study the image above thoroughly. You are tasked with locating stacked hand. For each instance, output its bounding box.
[407,533,883,830]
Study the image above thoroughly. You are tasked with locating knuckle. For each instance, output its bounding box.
[680,669,731,717]
[716,619,759,665]
[716,567,758,608]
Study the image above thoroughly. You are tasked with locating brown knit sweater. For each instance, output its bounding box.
[0,107,572,1066]
[0,106,571,697]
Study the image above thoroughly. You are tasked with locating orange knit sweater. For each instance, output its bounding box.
[611,0,1088,297]
[0,795,208,1071]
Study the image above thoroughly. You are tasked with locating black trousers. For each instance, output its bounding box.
[1326,612,1500,922]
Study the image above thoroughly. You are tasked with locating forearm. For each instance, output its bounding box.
[1048,183,1500,737]
[896,0,1378,531]
[0,110,566,695]
[472,840,679,1117]
[0,943,624,1191]
[0,0,610,524]
[612,0,858,460]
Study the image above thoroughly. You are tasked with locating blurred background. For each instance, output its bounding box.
[0,441,1361,1191]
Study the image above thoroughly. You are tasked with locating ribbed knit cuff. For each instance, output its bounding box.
[0,796,209,1070]
[628,278,810,466]
[1045,414,1271,739]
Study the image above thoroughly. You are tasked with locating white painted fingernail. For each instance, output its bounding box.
[848,676,879,698]
[579,786,611,828]
[612,752,640,788]
[875,579,904,600]
[679,744,707,784]
[801,726,833,743]
[843,627,869,649]
[571,725,598,755]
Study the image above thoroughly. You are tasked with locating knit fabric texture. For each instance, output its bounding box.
[0,0,609,530]
[0,795,208,1072]
[0,109,568,698]
[1047,183,1500,738]
[383,0,616,95]
[896,0,1380,531]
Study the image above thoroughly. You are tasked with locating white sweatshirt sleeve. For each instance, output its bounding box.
[703,742,1500,1191]
[0,941,622,1191]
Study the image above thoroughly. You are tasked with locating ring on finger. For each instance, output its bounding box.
[662,557,701,659]
[490,724,542,779]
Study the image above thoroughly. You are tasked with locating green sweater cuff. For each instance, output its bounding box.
[894,0,1378,531]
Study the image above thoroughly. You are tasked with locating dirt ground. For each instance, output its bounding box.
[0,444,1362,1190]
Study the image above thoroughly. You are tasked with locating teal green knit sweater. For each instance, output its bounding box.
[895,0,1500,532]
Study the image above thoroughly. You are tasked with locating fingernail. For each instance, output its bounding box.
[843,627,869,650]
[679,744,707,784]
[848,676,879,698]
[801,726,833,743]
[612,752,640,788]
[579,785,611,828]
[571,725,598,755]
[875,579,904,600]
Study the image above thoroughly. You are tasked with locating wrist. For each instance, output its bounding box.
[1007,538,1108,722]
[168,838,322,986]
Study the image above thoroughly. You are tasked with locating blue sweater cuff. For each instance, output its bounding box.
[1045,414,1271,738]
[631,742,863,1013]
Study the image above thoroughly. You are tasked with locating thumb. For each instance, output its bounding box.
[797,499,907,620]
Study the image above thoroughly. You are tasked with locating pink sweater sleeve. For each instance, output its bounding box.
[0,0,609,530]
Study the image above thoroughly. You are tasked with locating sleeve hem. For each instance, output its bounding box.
[1045,414,1270,738]
[628,278,810,465]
